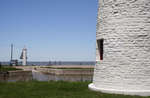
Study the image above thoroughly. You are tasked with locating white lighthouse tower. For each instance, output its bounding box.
[20,47,27,66]
[89,0,150,96]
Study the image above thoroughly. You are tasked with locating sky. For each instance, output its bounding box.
[0,0,98,61]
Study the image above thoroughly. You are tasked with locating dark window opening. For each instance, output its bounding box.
[97,39,104,60]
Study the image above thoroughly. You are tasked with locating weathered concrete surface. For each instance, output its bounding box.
[0,71,32,82]
[14,66,36,71]
[36,68,93,75]
[89,0,150,96]
[14,65,94,75]
[15,65,94,70]
[0,72,9,82]
[14,66,94,81]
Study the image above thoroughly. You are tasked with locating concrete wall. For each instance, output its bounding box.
[0,72,9,81]
[89,0,150,96]
[36,68,93,75]
[33,70,93,82]
[0,71,32,82]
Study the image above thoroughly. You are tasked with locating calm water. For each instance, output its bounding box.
[1,61,95,81]
[0,71,93,82]
[32,71,93,82]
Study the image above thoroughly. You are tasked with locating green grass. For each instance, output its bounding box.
[0,66,22,72]
[0,81,148,98]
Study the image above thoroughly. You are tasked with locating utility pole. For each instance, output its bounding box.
[10,44,13,66]
[11,44,13,61]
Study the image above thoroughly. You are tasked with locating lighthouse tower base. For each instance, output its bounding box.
[89,83,150,97]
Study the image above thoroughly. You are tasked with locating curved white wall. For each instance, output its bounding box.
[89,0,150,96]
